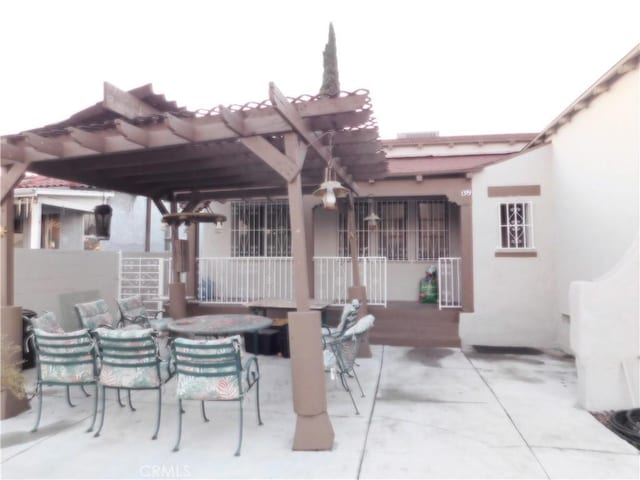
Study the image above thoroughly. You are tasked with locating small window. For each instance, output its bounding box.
[498,202,534,249]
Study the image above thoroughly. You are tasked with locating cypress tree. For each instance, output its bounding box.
[319,23,340,97]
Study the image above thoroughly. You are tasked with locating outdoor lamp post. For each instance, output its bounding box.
[94,204,113,240]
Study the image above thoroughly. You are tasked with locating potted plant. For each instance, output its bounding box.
[1,334,28,419]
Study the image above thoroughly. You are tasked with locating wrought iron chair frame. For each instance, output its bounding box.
[171,336,262,456]
[29,328,99,433]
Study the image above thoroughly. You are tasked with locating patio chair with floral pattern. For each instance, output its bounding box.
[29,327,99,433]
[92,328,173,440]
[116,295,171,333]
[27,311,93,402]
[171,335,262,456]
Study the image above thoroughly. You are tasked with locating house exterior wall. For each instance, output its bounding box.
[459,144,556,347]
[550,68,639,351]
[460,66,639,351]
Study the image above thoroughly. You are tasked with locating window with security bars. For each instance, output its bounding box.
[338,201,371,257]
[231,200,291,256]
[499,202,534,249]
[339,199,423,261]
[377,200,408,260]
[417,200,450,259]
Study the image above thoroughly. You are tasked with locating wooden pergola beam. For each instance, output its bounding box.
[269,83,359,195]
[114,119,150,147]
[239,136,300,182]
[1,162,31,204]
[103,81,161,119]
[69,127,106,153]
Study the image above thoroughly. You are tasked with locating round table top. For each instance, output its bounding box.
[167,314,273,336]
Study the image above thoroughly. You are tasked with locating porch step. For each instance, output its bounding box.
[368,303,461,348]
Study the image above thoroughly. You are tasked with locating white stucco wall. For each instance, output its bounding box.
[459,144,556,347]
[550,69,639,351]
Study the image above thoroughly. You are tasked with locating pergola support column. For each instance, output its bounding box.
[286,135,334,451]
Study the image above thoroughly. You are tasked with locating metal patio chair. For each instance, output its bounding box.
[92,327,172,440]
[29,327,99,433]
[27,311,93,401]
[322,298,360,341]
[116,295,171,333]
[324,314,375,415]
[171,335,262,456]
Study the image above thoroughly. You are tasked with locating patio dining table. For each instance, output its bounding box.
[167,314,273,353]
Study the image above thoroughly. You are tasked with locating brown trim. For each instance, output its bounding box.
[488,185,541,197]
[495,250,538,258]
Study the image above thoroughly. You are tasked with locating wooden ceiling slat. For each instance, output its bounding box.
[114,120,150,147]
[0,141,25,164]
[164,113,197,141]
[23,132,64,157]
[69,127,106,153]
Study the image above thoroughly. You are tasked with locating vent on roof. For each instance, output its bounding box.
[397,131,439,139]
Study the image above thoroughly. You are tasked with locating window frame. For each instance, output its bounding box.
[497,201,535,250]
[230,200,291,257]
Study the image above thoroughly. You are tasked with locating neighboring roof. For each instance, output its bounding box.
[383,132,536,148]
[526,44,640,149]
[17,174,87,189]
[2,83,386,203]
[385,153,514,177]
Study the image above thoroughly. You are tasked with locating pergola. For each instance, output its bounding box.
[0,82,387,449]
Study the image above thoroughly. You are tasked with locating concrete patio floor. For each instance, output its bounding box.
[1,345,638,479]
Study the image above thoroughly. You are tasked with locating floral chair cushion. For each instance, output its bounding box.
[95,328,163,388]
[174,336,244,401]
[117,295,171,331]
[34,328,96,384]
[30,311,64,334]
[75,299,115,330]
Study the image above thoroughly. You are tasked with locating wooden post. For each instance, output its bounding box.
[285,133,334,451]
[1,194,15,306]
[346,198,371,357]
[186,223,198,298]
[145,197,151,252]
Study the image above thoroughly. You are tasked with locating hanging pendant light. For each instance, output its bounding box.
[364,199,381,230]
[313,166,349,210]
[94,203,113,240]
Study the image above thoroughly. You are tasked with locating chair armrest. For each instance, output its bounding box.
[243,355,261,391]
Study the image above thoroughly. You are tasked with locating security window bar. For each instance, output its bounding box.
[377,200,408,260]
[231,200,291,257]
[337,201,371,257]
[499,202,533,249]
[417,200,450,260]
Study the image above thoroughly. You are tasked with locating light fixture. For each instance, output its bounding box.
[313,166,349,210]
[94,203,113,240]
[364,199,380,230]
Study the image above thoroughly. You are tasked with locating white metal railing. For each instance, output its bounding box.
[438,257,462,309]
[118,255,166,311]
[197,257,294,304]
[314,257,387,306]
[195,256,387,306]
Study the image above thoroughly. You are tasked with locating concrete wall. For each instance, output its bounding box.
[550,69,639,350]
[569,236,639,410]
[459,145,556,347]
[15,249,120,331]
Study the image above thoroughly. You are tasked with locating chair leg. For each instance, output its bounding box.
[30,384,43,433]
[94,385,107,437]
[235,399,243,456]
[351,367,365,398]
[255,379,263,426]
[201,401,209,422]
[340,372,360,415]
[152,387,161,440]
[86,383,99,433]
[173,399,183,452]
[116,388,126,407]
[127,390,136,412]
[65,385,76,407]
[80,385,91,397]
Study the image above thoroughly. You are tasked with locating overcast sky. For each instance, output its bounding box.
[1,0,638,139]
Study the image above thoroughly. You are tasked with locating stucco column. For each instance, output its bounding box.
[29,200,42,249]
[459,202,474,312]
